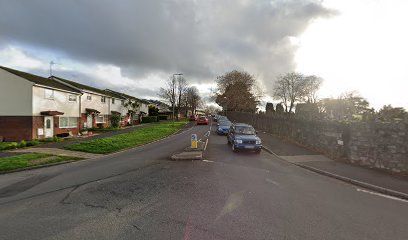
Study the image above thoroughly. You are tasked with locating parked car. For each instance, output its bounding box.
[227,123,262,153]
[216,121,231,135]
[189,115,197,121]
[197,116,209,125]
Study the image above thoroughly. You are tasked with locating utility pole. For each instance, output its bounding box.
[172,73,183,123]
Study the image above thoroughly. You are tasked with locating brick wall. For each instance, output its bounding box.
[0,116,33,141]
[228,112,408,174]
[53,116,80,137]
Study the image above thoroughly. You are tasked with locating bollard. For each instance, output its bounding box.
[191,134,198,149]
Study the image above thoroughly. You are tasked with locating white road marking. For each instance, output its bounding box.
[204,138,209,151]
[356,188,408,203]
[265,178,280,187]
[202,159,214,163]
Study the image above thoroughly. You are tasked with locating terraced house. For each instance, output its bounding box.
[0,66,82,141]
[51,76,114,129]
[0,66,150,141]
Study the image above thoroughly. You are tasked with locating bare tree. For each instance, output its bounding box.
[176,76,188,119]
[273,72,305,113]
[303,75,323,103]
[158,76,177,119]
[273,72,323,113]
[186,86,201,115]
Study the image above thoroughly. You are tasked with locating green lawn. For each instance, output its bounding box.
[65,121,188,154]
[0,153,83,172]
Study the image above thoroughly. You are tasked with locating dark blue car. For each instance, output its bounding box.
[216,121,231,135]
[227,123,262,153]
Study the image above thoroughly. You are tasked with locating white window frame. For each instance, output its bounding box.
[87,95,92,101]
[112,98,115,104]
[59,117,78,128]
[101,96,106,103]
[95,115,105,123]
[68,95,77,102]
[44,89,54,100]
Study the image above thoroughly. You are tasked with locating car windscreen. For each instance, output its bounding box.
[219,122,231,127]
[234,126,255,135]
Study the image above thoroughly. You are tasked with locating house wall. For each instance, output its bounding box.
[110,97,127,116]
[0,69,32,116]
[32,86,80,117]
[0,116,33,141]
[81,91,110,115]
[139,103,149,116]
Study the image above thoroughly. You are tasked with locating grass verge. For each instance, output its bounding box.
[0,153,83,172]
[65,121,188,154]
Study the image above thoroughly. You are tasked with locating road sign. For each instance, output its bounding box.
[191,134,198,149]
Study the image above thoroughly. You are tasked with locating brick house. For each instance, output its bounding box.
[0,66,82,141]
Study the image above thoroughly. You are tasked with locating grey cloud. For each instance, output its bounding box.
[0,0,334,96]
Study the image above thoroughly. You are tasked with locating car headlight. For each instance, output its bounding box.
[235,139,243,144]
[256,140,261,144]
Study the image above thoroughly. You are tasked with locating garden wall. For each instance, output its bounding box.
[227,112,408,174]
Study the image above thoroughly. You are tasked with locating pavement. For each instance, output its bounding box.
[0,123,407,239]
[258,132,408,197]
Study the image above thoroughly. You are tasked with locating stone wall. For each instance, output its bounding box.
[228,112,408,174]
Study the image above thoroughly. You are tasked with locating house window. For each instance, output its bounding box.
[101,96,106,103]
[95,115,105,123]
[112,98,115,104]
[68,95,77,102]
[87,95,92,100]
[59,117,78,128]
[121,100,125,106]
[45,89,54,99]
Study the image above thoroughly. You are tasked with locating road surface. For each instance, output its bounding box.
[0,123,407,239]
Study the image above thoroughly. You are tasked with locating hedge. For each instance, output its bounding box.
[158,115,169,120]
[142,116,159,123]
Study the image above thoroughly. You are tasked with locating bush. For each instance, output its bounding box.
[110,114,121,128]
[142,116,158,123]
[158,115,168,120]
[97,123,104,129]
[53,136,62,142]
[0,142,18,150]
[26,140,40,147]
[18,140,27,148]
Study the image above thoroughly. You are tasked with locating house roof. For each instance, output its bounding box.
[51,75,111,96]
[0,66,81,93]
[106,89,150,104]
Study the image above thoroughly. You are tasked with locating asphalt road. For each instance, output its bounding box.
[0,123,407,240]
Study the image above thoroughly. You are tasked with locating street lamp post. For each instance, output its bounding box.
[172,73,183,123]
[223,96,228,117]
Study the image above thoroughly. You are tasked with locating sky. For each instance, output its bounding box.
[0,0,406,109]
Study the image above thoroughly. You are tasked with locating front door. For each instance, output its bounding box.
[44,116,54,138]
[87,115,93,128]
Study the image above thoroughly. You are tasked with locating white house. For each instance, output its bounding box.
[0,66,82,141]
[52,76,113,129]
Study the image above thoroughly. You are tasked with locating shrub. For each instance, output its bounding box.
[18,140,27,148]
[0,142,18,150]
[110,114,121,128]
[158,115,168,120]
[26,140,40,146]
[53,136,62,142]
[141,116,158,123]
[97,123,104,129]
